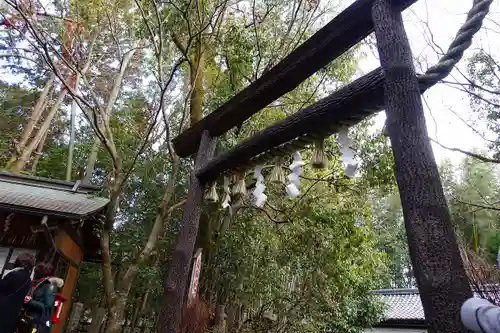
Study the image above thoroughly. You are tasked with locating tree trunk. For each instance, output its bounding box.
[83,137,101,184]
[104,157,180,333]
[106,294,128,333]
[66,302,84,333]
[17,73,55,154]
[372,1,472,332]
[101,228,117,312]
[89,307,107,333]
[67,74,80,181]
[130,292,147,333]
[30,127,49,173]
[8,30,99,173]
[156,131,216,333]
[9,89,67,173]
[135,289,150,329]
[215,305,225,333]
[226,306,237,333]
[129,298,140,332]
[236,305,244,332]
[94,47,142,327]
[189,53,204,126]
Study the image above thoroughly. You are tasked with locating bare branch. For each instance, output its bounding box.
[251,0,262,80]
[171,31,188,57]
[106,12,123,59]
[454,197,500,212]
[441,80,500,109]
[119,56,186,188]
[134,0,160,57]
[430,138,500,164]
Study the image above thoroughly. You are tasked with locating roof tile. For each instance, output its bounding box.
[376,286,500,322]
[0,180,109,218]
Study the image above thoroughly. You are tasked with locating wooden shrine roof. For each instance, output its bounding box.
[0,172,109,219]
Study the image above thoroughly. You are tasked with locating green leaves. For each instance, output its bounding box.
[466,49,500,158]
[445,156,500,257]
[202,163,389,332]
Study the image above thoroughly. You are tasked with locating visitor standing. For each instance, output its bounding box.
[0,252,35,333]
[18,262,64,333]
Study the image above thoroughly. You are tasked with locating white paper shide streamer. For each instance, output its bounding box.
[286,152,304,198]
[338,128,358,178]
[253,166,267,208]
[222,176,231,209]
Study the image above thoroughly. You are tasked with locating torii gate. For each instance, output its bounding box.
[156,0,493,332]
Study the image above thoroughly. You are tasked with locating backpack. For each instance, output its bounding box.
[16,278,50,333]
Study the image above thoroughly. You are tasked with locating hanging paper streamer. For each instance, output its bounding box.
[337,127,351,147]
[253,166,267,208]
[233,172,247,196]
[253,167,265,197]
[286,152,303,198]
[204,183,219,203]
[255,193,268,208]
[312,139,327,169]
[254,165,263,179]
[338,128,358,178]
[222,176,231,209]
[287,173,300,187]
[286,183,300,198]
[289,151,305,173]
[253,180,266,199]
[270,158,285,184]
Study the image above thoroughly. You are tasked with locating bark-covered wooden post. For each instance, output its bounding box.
[157,130,217,333]
[215,305,226,333]
[372,1,472,332]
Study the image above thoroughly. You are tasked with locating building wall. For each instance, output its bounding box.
[52,229,83,333]
[0,212,47,251]
[0,210,89,333]
[55,229,84,264]
[364,328,427,333]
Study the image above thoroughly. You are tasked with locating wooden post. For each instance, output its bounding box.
[372,1,472,332]
[66,302,84,333]
[215,305,226,333]
[157,130,217,333]
[88,307,106,333]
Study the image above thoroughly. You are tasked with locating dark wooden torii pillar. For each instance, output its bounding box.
[157,131,217,333]
[372,0,472,332]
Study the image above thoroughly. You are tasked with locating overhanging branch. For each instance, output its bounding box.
[431,139,500,164]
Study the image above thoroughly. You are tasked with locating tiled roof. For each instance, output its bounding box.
[375,286,500,323]
[375,288,424,321]
[0,172,109,218]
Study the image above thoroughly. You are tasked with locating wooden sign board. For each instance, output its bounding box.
[188,248,202,302]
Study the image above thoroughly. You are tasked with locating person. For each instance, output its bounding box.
[461,297,500,333]
[19,262,64,333]
[0,252,35,333]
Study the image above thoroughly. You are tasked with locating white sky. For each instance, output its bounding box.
[347,0,500,164]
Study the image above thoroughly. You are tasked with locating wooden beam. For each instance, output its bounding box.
[172,0,419,158]
[157,131,217,333]
[196,68,386,184]
[372,1,472,332]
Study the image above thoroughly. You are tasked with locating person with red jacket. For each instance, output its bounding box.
[19,263,64,333]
